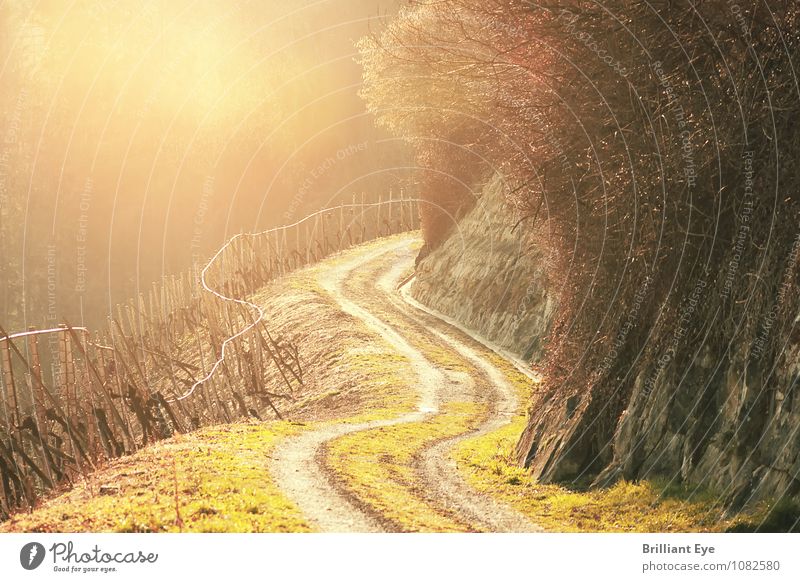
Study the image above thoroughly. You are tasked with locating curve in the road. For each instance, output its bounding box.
[270,236,540,532]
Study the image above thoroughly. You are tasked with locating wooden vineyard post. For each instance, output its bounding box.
[360,192,366,243]
[276,230,284,277]
[0,337,21,441]
[405,188,411,231]
[276,229,283,275]
[400,190,404,233]
[399,188,406,232]
[399,190,404,233]
[270,231,277,277]
[368,195,381,240]
[26,328,51,447]
[349,194,356,247]
[386,192,391,235]
[57,326,69,417]
[352,194,358,243]
[281,229,289,275]
[375,193,381,238]
[313,215,320,262]
[295,224,301,269]
[271,232,279,278]
[339,202,344,252]
[403,189,408,230]
[304,222,311,264]
[150,284,161,329]
[388,190,393,235]
[376,193,382,237]
[321,212,328,257]
[370,193,376,240]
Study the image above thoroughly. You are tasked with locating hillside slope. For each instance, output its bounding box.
[0,237,420,532]
[2,235,771,533]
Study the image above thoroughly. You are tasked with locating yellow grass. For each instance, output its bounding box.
[326,402,484,532]
[1,422,308,533]
[453,355,775,532]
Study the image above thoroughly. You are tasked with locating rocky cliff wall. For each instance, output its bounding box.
[414,175,800,512]
[410,175,556,361]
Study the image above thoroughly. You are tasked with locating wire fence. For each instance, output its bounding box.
[0,193,419,520]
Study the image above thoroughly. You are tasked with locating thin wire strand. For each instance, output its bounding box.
[0,199,421,403]
[171,198,420,402]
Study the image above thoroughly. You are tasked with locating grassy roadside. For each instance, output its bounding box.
[451,354,778,532]
[1,339,419,533]
[1,422,309,533]
[325,402,482,532]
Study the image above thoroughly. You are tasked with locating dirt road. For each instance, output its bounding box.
[270,236,540,532]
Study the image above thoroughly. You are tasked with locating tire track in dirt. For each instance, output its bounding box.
[269,239,442,532]
[378,251,540,532]
[270,236,539,532]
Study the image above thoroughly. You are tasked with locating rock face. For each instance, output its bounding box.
[411,175,556,361]
[414,175,800,509]
[596,338,800,505]
[513,277,800,507]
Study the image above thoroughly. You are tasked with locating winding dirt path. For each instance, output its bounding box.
[270,236,540,532]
